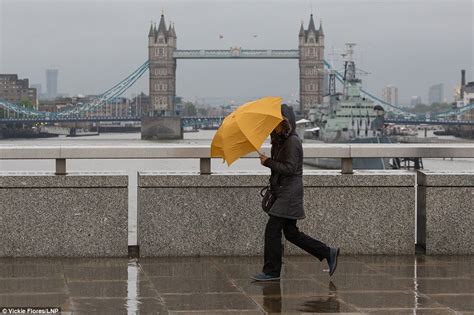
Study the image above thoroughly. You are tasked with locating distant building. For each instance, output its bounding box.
[428,83,444,104]
[382,85,398,106]
[459,82,474,137]
[131,93,150,117]
[31,84,42,97]
[0,74,38,107]
[38,95,95,113]
[37,100,59,113]
[463,82,474,105]
[65,95,132,117]
[97,97,130,117]
[410,96,422,107]
[174,96,183,115]
[53,97,74,111]
[459,70,474,105]
[46,69,58,99]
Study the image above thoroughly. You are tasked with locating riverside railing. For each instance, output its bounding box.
[1,143,473,174]
[1,143,473,257]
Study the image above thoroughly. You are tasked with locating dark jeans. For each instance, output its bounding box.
[263,215,330,277]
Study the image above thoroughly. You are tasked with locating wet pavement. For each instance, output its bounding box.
[0,255,472,314]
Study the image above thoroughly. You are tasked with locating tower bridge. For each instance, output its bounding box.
[0,13,472,131]
[147,13,324,117]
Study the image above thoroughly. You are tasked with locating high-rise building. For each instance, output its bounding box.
[410,96,422,107]
[0,74,37,107]
[428,83,444,104]
[382,85,398,106]
[46,69,58,100]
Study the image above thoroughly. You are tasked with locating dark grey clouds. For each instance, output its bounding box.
[1,0,472,104]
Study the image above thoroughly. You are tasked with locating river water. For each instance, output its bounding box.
[1,130,473,245]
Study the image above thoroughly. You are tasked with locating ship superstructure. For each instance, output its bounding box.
[309,43,385,142]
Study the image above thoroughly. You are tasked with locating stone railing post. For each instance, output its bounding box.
[55,158,66,175]
[200,158,211,175]
[341,158,353,174]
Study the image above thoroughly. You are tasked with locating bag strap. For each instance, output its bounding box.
[260,186,270,197]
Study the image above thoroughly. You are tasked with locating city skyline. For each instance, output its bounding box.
[1,0,473,105]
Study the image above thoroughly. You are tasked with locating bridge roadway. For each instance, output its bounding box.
[0,116,225,127]
[0,116,472,126]
[173,49,299,59]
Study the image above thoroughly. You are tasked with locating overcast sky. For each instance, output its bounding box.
[0,0,473,105]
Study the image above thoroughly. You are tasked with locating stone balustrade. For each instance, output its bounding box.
[138,171,415,257]
[417,170,474,255]
[1,143,473,174]
[0,172,128,257]
[0,144,473,257]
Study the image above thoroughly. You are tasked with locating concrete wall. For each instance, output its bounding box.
[141,116,183,140]
[0,172,128,257]
[138,170,415,257]
[417,171,474,255]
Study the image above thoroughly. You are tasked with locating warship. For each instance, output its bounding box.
[303,43,393,169]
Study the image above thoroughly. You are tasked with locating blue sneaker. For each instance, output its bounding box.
[327,247,340,277]
[251,272,280,282]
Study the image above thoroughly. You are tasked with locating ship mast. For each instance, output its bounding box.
[328,46,337,97]
[344,43,357,81]
[342,43,360,99]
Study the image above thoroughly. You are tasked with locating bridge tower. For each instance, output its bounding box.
[299,14,325,116]
[148,14,177,116]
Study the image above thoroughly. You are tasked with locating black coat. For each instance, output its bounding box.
[263,105,305,220]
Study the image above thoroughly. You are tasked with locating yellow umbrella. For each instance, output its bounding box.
[211,96,283,165]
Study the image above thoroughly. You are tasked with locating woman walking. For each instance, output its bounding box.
[252,104,340,281]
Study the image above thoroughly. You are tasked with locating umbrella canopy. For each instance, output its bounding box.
[211,96,283,165]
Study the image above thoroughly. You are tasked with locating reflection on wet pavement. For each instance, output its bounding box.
[0,255,472,314]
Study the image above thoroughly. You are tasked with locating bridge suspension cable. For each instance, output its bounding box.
[55,61,149,117]
[2,58,472,122]
[0,99,46,117]
[435,103,474,118]
[0,61,149,118]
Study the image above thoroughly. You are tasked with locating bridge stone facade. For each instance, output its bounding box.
[148,15,177,116]
[299,14,325,114]
[148,14,324,116]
